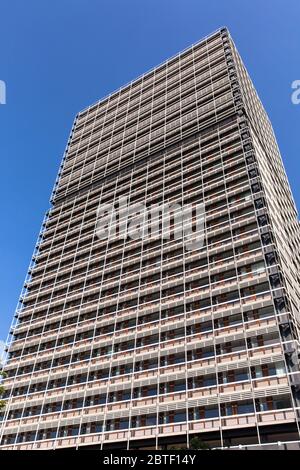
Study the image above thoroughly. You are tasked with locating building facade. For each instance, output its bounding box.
[1,27,300,450]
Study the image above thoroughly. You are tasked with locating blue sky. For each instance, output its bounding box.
[0,0,299,342]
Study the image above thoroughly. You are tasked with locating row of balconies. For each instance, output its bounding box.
[19,233,262,318]
[7,304,279,378]
[3,353,288,421]
[49,116,241,225]
[11,268,267,351]
[63,75,231,183]
[67,76,230,180]
[4,357,286,417]
[28,196,253,297]
[4,363,289,427]
[17,244,266,331]
[57,77,229,207]
[6,316,278,378]
[26,216,256,302]
[4,342,284,410]
[38,149,246,259]
[65,67,230,175]
[1,404,296,450]
[49,145,243,253]
[42,142,242,255]
[34,236,258,311]
[4,311,278,384]
[10,279,271,361]
[55,91,234,199]
[43,136,244,247]
[14,235,264,336]
[30,185,254,284]
[1,406,296,450]
[37,166,248,282]
[25,200,256,308]
[2,377,290,433]
[29,176,255,287]
[54,94,235,201]
[18,245,262,325]
[47,139,246,253]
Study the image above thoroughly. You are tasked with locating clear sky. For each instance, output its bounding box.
[0,0,299,343]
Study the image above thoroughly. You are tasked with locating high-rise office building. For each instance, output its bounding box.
[1,27,300,450]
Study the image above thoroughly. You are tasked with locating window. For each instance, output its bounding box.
[146,415,156,426]
[203,376,216,387]
[174,381,185,392]
[273,398,291,410]
[236,371,248,382]
[119,419,129,430]
[174,411,186,423]
[237,402,254,415]
[205,407,219,418]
